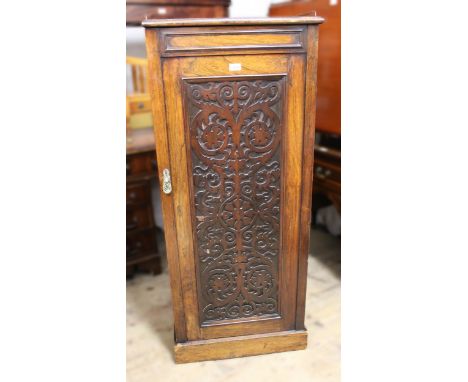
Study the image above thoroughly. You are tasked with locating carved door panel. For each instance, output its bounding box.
[162,54,306,341]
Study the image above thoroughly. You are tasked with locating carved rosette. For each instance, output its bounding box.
[184,77,284,324]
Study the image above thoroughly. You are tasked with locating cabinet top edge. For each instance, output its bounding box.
[142,16,324,28]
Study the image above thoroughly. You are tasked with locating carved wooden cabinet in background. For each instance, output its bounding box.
[144,17,323,363]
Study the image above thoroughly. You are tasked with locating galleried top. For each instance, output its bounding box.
[142,16,324,28]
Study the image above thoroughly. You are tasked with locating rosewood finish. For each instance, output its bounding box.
[144,16,322,363]
[186,76,284,324]
[159,26,307,56]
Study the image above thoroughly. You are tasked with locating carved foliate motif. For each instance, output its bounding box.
[184,77,285,324]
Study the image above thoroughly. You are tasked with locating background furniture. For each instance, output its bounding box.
[126,57,161,277]
[126,56,152,130]
[144,16,323,362]
[269,0,341,216]
[313,141,340,214]
[127,128,161,277]
[127,0,230,26]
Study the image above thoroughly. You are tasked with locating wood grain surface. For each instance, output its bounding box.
[174,330,307,363]
[144,19,321,362]
[143,16,324,28]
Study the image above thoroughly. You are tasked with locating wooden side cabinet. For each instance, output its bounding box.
[143,16,323,363]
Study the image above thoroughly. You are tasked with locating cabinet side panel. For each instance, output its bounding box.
[279,54,305,329]
[296,25,320,330]
[145,29,187,341]
[183,76,285,326]
[163,58,202,340]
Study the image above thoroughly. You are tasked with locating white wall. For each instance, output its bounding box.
[229,0,271,17]
[126,27,146,58]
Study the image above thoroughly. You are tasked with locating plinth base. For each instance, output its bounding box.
[174,330,307,363]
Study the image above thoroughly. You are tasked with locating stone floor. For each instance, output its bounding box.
[127,228,340,381]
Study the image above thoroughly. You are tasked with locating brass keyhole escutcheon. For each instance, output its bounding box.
[162,168,172,195]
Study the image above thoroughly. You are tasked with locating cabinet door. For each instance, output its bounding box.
[163,54,306,341]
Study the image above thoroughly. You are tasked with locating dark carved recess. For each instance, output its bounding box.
[184,76,285,324]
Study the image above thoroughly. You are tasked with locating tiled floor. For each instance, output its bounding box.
[127,228,340,381]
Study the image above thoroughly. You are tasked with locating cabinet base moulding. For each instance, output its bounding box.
[174,330,308,363]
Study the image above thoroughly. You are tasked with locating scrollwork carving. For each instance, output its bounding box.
[184,77,285,324]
